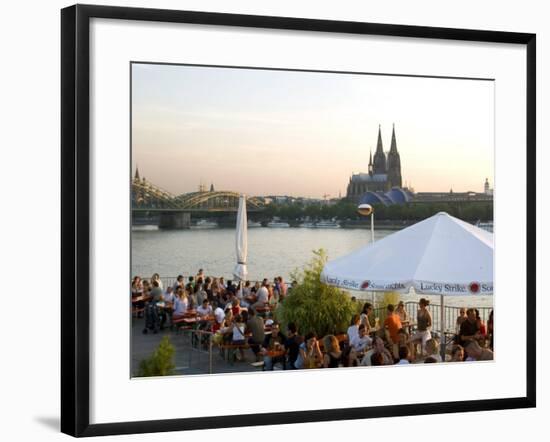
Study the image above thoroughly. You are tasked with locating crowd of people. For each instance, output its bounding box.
[131,272,494,370]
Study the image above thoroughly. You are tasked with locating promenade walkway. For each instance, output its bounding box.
[131,317,261,377]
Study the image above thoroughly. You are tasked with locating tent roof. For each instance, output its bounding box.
[321,212,493,296]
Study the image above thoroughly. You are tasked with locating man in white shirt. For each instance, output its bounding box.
[350,324,372,353]
[252,282,269,310]
[348,324,372,366]
[214,306,225,325]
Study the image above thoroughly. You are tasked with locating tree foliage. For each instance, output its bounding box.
[260,200,492,223]
[275,249,355,337]
[137,336,176,377]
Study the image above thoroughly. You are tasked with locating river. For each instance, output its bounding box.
[132,226,493,309]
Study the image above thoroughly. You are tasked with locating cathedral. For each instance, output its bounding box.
[346,124,403,202]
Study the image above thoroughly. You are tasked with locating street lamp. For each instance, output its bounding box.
[357,203,374,243]
[357,203,376,305]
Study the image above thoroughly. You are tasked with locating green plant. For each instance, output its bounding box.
[137,336,176,377]
[275,249,355,337]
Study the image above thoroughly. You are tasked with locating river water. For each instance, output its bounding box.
[132,227,493,309]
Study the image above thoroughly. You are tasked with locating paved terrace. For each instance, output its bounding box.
[131,316,264,377]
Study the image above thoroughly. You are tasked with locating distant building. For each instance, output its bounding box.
[359,188,414,206]
[346,124,403,202]
[484,178,493,196]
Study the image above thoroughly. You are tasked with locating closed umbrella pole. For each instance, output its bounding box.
[233,195,248,283]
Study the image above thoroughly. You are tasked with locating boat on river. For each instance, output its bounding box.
[267,218,290,228]
[315,219,341,229]
[191,219,219,229]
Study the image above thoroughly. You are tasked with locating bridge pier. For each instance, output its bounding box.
[158,212,191,229]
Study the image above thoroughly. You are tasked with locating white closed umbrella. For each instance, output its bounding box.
[233,195,248,281]
[321,212,493,352]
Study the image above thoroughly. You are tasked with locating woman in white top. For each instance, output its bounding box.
[172,290,188,319]
[360,302,374,334]
[226,314,246,361]
[151,273,163,290]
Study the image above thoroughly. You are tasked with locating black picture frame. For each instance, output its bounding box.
[61,4,536,437]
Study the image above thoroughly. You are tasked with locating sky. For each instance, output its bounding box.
[131,63,494,198]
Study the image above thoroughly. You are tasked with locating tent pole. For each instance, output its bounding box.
[440,294,446,360]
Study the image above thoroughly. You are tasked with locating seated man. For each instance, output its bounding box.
[261,322,287,370]
[196,299,213,318]
[396,345,411,364]
[212,305,225,333]
[196,299,213,331]
[284,323,301,369]
[360,336,394,366]
[246,308,265,361]
[459,308,481,347]
[349,324,372,365]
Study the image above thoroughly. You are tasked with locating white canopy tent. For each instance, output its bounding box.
[321,212,493,348]
[233,195,248,282]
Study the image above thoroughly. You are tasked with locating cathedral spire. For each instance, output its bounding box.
[386,123,402,188]
[372,124,387,174]
[390,123,398,153]
[368,149,373,175]
[376,124,384,154]
[134,166,140,181]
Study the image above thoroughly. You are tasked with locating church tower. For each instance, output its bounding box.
[368,150,373,176]
[386,124,402,188]
[372,125,386,174]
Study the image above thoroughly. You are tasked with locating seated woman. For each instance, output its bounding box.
[360,302,375,334]
[475,309,487,346]
[295,332,323,369]
[150,273,163,290]
[131,276,144,317]
[450,344,465,362]
[455,308,468,335]
[424,338,442,362]
[172,288,189,321]
[131,276,143,297]
[231,314,247,361]
[322,335,343,368]
[231,297,242,316]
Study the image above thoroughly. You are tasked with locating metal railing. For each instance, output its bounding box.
[180,328,214,374]
[373,301,492,334]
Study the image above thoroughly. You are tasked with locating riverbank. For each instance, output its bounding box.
[132,220,418,230]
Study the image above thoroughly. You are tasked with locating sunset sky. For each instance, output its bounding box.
[131,63,494,198]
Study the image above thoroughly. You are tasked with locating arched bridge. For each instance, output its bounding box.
[132,177,265,212]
